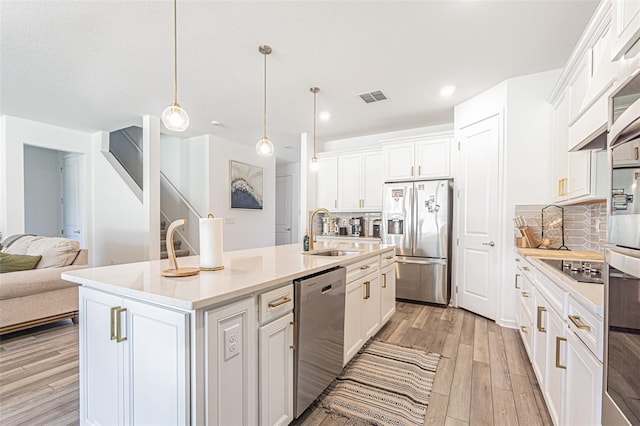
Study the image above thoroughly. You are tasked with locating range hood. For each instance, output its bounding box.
[609,70,640,148]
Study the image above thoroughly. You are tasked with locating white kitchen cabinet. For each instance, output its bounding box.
[564,330,603,426]
[316,154,338,210]
[205,296,257,426]
[344,278,364,364]
[259,312,294,426]
[337,150,383,211]
[516,278,534,358]
[545,306,566,426]
[380,262,396,324]
[611,0,640,60]
[361,274,381,341]
[532,291,549,395]
[551,90,570,203]
[79,287,189,426]
[382,137,452,182]
[613,138,640,166]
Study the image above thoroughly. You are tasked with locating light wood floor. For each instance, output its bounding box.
[0,302,551,426]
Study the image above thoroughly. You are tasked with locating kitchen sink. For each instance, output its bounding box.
[307,250,360,256]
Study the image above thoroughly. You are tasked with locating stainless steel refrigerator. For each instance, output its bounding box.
[382,179,452,305]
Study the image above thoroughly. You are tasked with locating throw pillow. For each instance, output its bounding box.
[0,252,42,273]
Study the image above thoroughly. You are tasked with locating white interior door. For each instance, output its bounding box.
[456,114,500,320]
[275,175,292,245]
[62,154,83,243]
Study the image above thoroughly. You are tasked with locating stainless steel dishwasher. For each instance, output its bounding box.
[293,266,346,418]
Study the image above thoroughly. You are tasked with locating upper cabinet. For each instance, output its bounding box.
[316,154,338,210]
[382,136,452,182]
[611,0,640,60]
[338,150,383,211]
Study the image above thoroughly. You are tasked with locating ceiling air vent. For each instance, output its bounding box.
[358,90,387,103]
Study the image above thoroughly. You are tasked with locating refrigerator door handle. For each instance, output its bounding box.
[396,257,447,266]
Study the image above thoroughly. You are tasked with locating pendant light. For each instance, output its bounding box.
[309,87,320,171]
[161,0,189,132]
[256,45,274,157]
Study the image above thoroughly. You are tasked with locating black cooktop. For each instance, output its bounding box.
[539,259,604,284]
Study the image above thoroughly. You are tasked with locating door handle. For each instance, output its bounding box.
[110,306,120,340]
[482,241,495,247]
[115,308,127,343]
[74,230,81,234]
[515,273,521,289]
[555,336,567,369]
[537,306,547,332]
[285,228,291,231]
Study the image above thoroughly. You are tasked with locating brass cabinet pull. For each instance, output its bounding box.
[382,273,387,288]
[334,200,337,209]
[522,266,530,272]
[360,265,370,270]
[110,306,120,341]
[635,146,639,161]
[411,166,414,176]
[268,296,292,308]
[115,308,127,343]
[568,315,591,331]
[555,336,567,369]
[520,326,528,334]
[385,255,394,260]
[522,292,530,298]
[290,321,297,350]
[558,179,562,197]
[515,273,521,289]
[537,306,547,332]
[515,258,520,262]
[363,281,371,299]
[418,165,422,175]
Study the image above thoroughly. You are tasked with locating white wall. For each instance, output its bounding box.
[23,145,63,237]
[276,162,301,244]
[209,135,276,251]
[0,116,93,251]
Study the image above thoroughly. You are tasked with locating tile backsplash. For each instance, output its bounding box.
[310,211,382,238]
[514,203,607,253]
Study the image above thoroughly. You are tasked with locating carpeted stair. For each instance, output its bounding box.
[160,221,190,259]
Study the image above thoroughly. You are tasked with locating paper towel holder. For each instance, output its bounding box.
[200,213,225,271]
[162,218,200,277]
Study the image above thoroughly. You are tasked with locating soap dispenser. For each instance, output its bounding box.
[303,229,310,252]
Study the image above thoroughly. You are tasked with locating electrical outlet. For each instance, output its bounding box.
[224,324,241,360]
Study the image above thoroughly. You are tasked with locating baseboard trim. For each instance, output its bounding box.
[497,319,517,329]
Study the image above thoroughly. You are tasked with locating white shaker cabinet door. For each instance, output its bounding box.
[361,274,381,341]
[383,143,415,181]
[416,138,450,179]
[338,153,363,210]
[259,313,294,426]
[344,280,364,366]
[316,155,338,210]
[380,264,396,324]
[565,332,602,426]
[544,308,566,426]
[362,151,383,210]
[80,288,124,426]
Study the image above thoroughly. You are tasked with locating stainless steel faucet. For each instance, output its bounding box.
[309,208,334,251]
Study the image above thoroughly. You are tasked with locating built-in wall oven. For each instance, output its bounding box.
[603,67,640,426]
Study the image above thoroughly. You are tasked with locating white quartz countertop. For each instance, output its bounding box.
[525,256,604,317]
[62,242,395,311]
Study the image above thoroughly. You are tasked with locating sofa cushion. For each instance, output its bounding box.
[3,236,80,269]
[0,264,82,300]
[0,253,42,273]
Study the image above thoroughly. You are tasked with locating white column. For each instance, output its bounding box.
[143,115,161,261]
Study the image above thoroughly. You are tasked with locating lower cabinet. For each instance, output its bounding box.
[544,302,566,426]
[204,297,258,426]
[380,264,396,324]
[259,313,294,426]
[344,270,381,365]
[79,287,189,426]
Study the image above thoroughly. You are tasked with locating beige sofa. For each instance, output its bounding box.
[0,235,89,334]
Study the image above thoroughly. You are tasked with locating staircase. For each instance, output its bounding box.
[160,221,190,259]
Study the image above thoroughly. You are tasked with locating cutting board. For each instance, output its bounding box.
[517,248,604,261]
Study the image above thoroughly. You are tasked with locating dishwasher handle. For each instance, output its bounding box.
[322,284,332,294]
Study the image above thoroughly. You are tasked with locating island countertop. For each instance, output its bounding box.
[62,242,395,311]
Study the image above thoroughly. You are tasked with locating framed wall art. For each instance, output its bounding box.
[229,160,263,210]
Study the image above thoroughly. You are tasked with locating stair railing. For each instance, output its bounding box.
[160,172,200,255]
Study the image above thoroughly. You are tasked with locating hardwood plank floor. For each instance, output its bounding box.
[1,304,552,426]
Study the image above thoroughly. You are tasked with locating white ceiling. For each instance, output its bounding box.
[1,0,598,164]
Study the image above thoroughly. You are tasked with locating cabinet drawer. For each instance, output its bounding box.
[346,256,379,283]
[346,270,378,297]
[567,296,603,362]
[519,274,534,321]
[259,283,293,324]
[535,271,567,317]
[517,257,535,283]
[517,298,534,358]
[380,251,396,268]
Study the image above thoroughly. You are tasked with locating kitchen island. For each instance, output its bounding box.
[62,242,395,426]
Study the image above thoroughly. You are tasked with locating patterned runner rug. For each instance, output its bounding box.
[319,340,441,426]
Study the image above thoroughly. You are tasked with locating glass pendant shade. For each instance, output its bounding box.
[162,103,190,132]
[256,137,274,157]
[310,156,318,171]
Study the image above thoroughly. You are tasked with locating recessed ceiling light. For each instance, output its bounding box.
[319,111,331,121]
[211,120,222,126]
[440,85,456,97]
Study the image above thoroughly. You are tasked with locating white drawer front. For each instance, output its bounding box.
[519,275,534,321]
[380,251,396,268]
[346,256,379,283]
[259,283,293,324]
[568,296,603,362]
[535,271,567,317]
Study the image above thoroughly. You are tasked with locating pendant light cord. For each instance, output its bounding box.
[263,52,267,139]
[313,90,317,156]
[173,0,178,105]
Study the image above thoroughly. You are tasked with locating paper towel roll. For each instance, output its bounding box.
[199,215,224,270]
